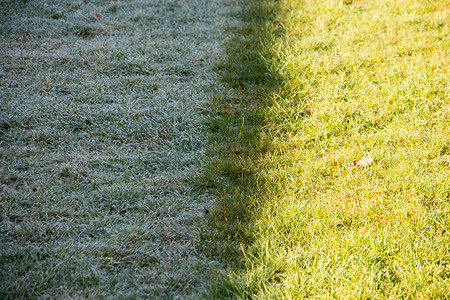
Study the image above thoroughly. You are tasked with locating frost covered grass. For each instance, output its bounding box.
[206,0,450,298]
[0,0,234,298]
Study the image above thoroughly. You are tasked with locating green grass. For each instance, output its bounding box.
[0,0,234,298]
[206,0,450,298]
[1,0,449,298]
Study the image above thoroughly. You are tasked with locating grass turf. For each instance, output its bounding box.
[206,0,450,298]
[0,0,235,298]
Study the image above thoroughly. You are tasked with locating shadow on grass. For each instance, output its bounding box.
[202,0,285,297]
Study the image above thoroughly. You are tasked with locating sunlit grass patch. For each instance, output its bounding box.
[207,0,449,298]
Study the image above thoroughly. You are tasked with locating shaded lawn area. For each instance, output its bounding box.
[0,0,234,298]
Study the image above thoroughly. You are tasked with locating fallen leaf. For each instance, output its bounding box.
[354,157,373,167]
[217,108,240,114]
[91,11,104,21]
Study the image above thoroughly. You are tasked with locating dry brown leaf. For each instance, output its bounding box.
[91,11,104,21]
[354,157,373,167]
[217,108,240,114]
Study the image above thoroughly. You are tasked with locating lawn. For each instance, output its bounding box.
[1,0,449,298]
[0,0,235,298]
[207,0,450,298]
